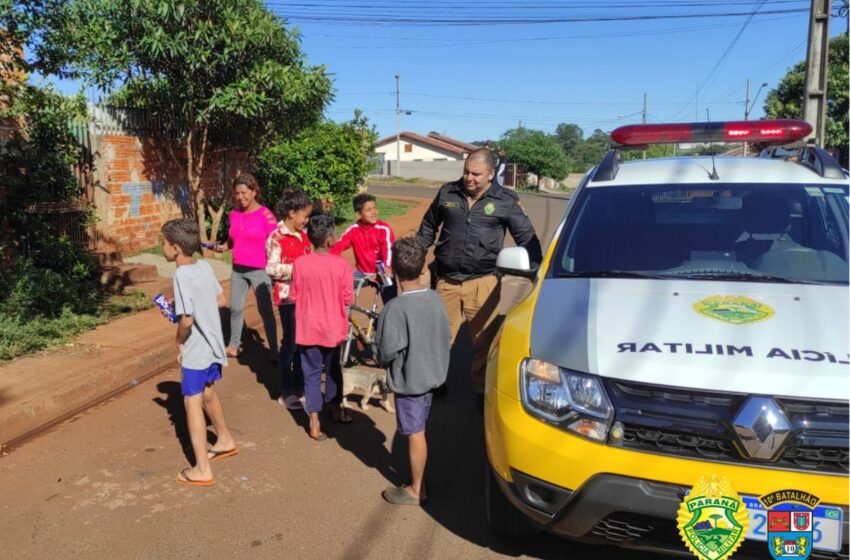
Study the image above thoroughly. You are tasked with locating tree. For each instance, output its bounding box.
[0,84,101,318]
[764,32,848,150]
[570,129,611,172]
[622,143,677,161]
[36,0,332,243]
[256,112,378,213]
[555,123,583,154]
[499,128,570,180]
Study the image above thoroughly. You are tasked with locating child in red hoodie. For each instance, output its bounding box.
[266,189,313,410]
[331,193,397,303]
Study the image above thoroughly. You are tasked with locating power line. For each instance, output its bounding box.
[267,7,807,26]
[706,35,806,104]
[402,92,743,106]
[668,0,769,120]
[299,15,798,49]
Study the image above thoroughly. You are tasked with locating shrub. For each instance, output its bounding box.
[500,128,571,180]
[0,85,102,320]
[257,113,377,214]
[3,235,100,319]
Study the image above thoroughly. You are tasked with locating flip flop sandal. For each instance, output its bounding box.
[208,448,239,462]
[382,485,426,506]
[309,432,328,442]
[176,468,216,487]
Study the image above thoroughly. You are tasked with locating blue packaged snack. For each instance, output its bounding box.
[153,293,177,323]
[200,242,217,250]
[376,260,393,287]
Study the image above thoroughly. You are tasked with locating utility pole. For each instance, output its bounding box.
[695,83,699,122]
[642,93,647,159]
[744,79,750,156]
[743,79,768,156]
[803,0,831,146]
[395,72,401,177]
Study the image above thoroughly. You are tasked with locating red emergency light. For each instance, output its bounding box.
[611,119,812,146]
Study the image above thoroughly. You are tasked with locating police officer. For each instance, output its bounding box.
[417,148,542,408]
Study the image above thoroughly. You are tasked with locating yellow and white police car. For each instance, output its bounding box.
[485,120,848,558]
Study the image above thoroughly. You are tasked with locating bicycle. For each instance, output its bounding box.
[341,275,382,368]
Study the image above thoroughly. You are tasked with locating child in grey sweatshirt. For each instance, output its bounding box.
[375,237,450,506]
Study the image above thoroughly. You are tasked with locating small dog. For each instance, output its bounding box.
[341,367,394,412]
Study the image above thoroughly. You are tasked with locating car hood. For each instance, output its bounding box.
[529,278,849,400]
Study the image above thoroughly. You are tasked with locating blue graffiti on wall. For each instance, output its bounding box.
[121,182,151,217]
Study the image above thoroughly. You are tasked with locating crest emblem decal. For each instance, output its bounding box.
[693,295,774,325]
[678,475,749,560]
[484,202,496,215]
[760,490,820,559]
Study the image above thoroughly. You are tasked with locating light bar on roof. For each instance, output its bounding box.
[611,119,812,146]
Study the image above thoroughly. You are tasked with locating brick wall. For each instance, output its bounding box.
[93,134,248,254]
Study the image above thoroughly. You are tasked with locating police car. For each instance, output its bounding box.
[484,119,848,558]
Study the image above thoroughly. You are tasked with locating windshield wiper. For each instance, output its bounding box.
[663,271,817,284]
[557,270,663,279]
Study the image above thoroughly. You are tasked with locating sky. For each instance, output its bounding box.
[268,0,846,143]
[43,0,847,144]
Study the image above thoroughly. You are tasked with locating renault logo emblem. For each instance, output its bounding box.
[733,397,791,460]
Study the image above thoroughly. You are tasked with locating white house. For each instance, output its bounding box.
[375,131,478,162]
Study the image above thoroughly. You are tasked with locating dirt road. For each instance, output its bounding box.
[2,187,655,559]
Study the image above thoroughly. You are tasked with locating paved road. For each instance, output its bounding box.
[369,184,569,247]
[1,186,659,559]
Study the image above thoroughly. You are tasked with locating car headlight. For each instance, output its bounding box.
[520,358,614,442]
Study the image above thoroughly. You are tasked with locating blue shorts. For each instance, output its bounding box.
[181,363,222,396]
[394,392,433,436]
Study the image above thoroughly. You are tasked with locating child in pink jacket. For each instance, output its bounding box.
[289,214,354,441]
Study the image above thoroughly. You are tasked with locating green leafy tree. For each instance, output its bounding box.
[256,112,378,213]
[555,122,584,154]
[622,143,678,161]
[35,0,332,243]
[499,128,571,180]
[0,84,100,318]
[570,129,611,172]
[764,32,848,150]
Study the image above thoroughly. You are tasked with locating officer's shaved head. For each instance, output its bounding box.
[463,149,496,196]
[467,148,496,170]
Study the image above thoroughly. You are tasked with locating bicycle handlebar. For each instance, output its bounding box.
[349,304,379,320]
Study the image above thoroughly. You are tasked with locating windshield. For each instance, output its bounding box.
[553,183,849,285]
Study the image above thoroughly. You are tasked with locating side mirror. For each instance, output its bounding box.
[496,247,538,279]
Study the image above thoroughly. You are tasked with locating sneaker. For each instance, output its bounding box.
[278,395,303,410]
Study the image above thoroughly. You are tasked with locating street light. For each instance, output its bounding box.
[745,82,768,121]
[743,81,768,156]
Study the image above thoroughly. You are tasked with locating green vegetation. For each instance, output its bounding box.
[27,0,333,245]
[0,290,153,362]
[500,128,571,180]
[133,244,232,265]
[332,196,417,230]
[366,176,444,188]
[765,32,848,151]
[257,111,378,212]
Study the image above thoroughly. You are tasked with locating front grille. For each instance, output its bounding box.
[590,513,849,559]
[784,446,850,472]
[607,380,849,475]
[623,426,735,459]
